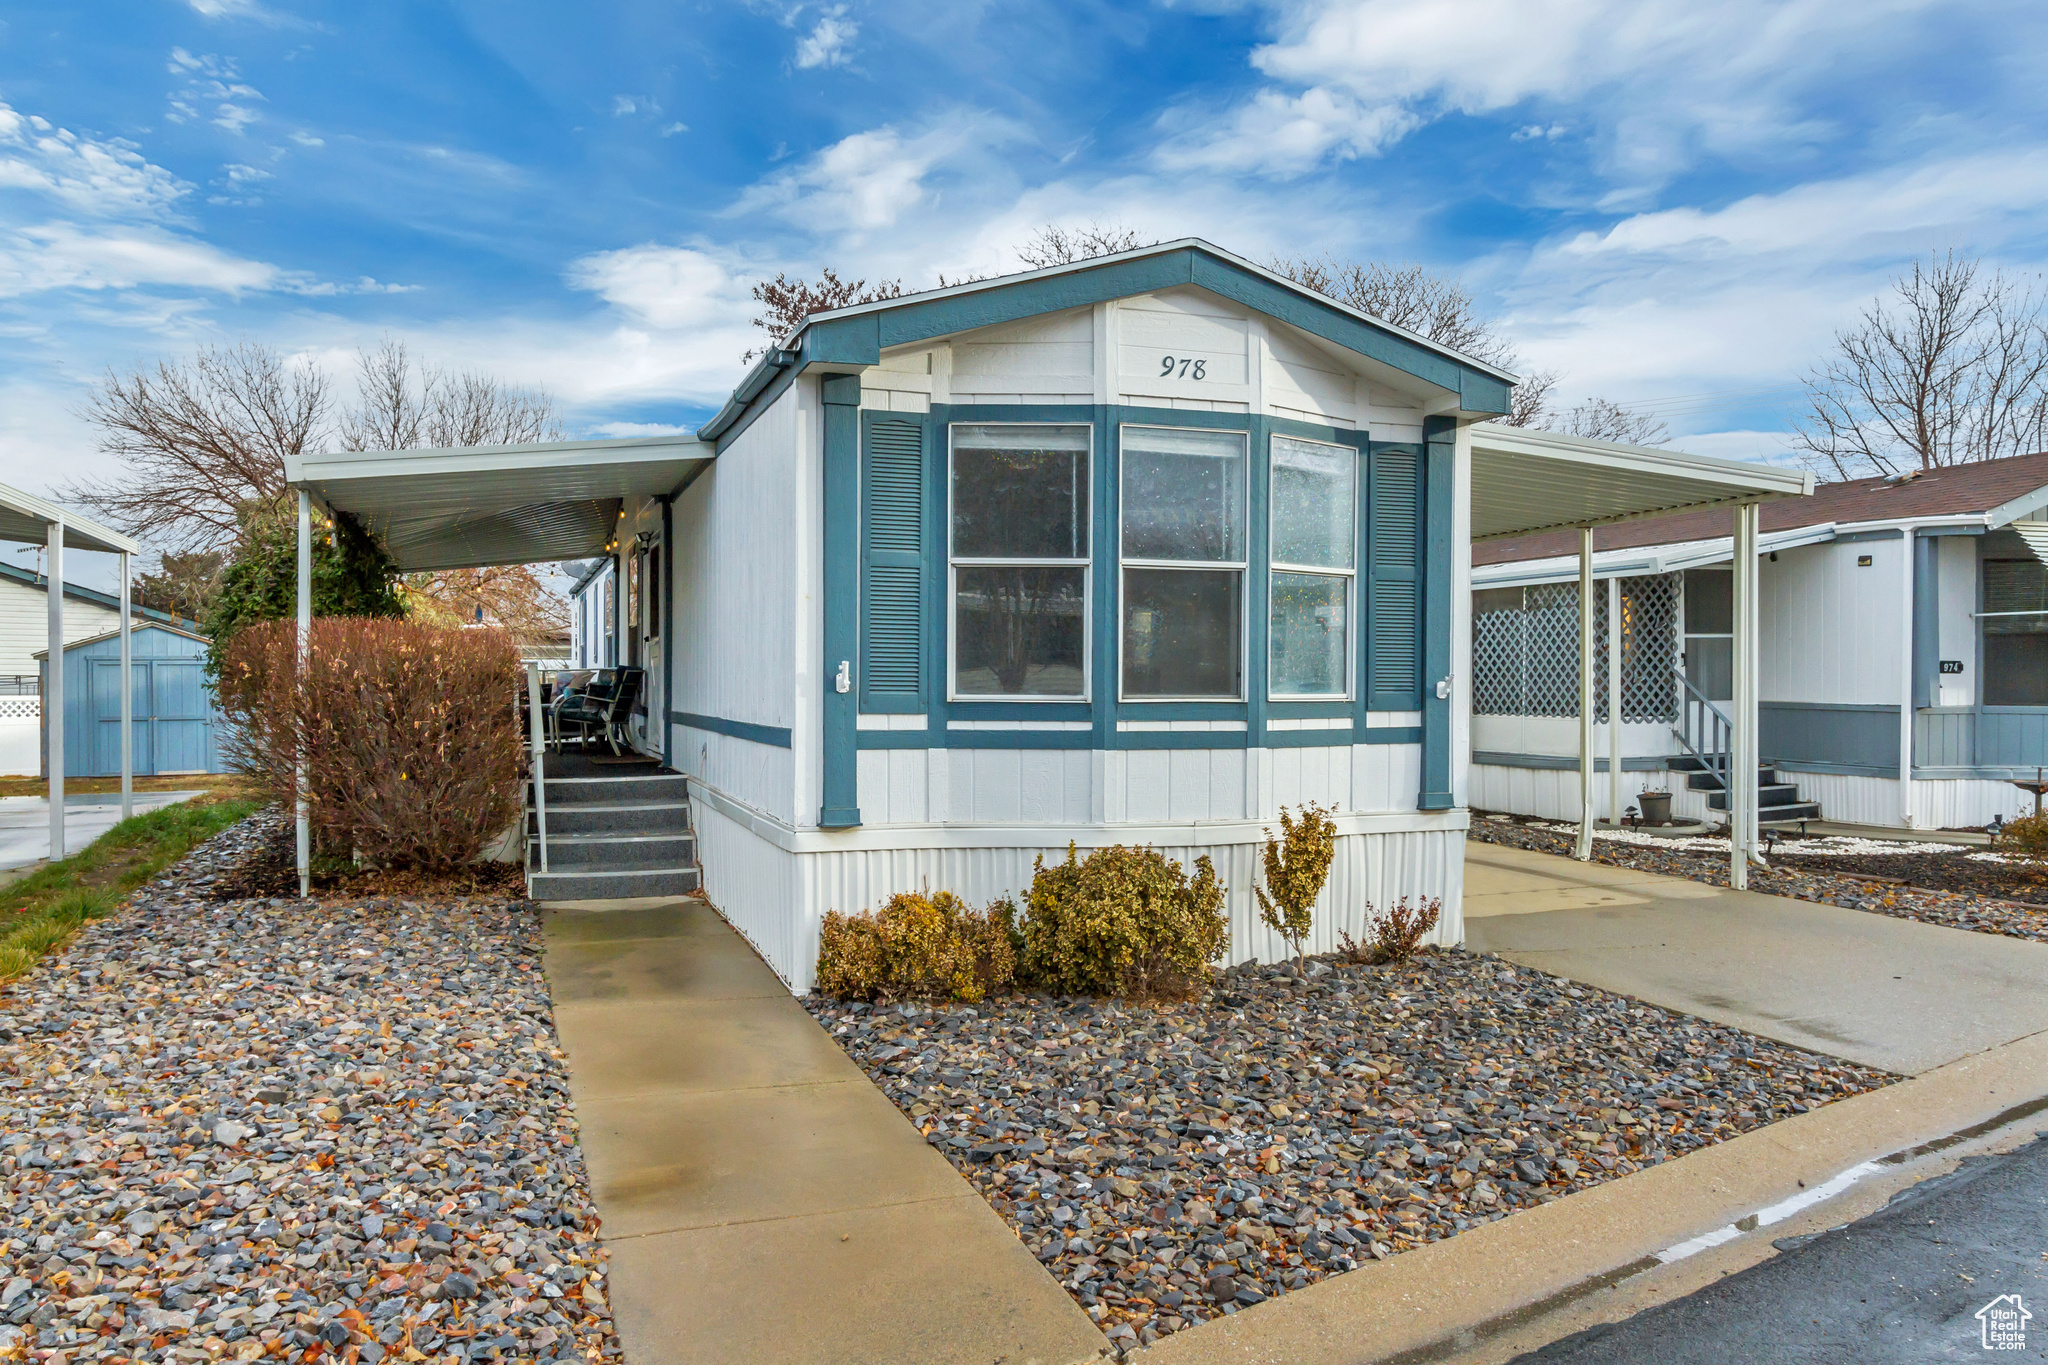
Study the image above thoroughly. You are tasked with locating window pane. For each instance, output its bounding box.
[1121,427,1247,563]
[954,566,1086,696]
[1271,436,1354,569]
[1123,568,1242,698]
[1986,633,2048,705]
[1271,572,1348,696]
[952,425,1090,559]
[1985,559,2048,616]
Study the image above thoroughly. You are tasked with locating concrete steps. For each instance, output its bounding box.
[1669,756,1823,824]
[527,760,699,900]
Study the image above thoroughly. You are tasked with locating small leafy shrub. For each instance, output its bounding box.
[815,891,1018,1003]
[217,617,523,870]
[1347,896,1441,963]
[2004,812,2048,865]
[1020,844,1227,998]
[1255,802,1336,971]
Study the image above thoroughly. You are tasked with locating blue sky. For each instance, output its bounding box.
[6,0,2048,576]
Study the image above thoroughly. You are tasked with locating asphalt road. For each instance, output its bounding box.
[1515,1132,2048,1363]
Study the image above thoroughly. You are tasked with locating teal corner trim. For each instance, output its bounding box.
[820,374,862,827]
[1912,531,1938,710]
[1418,416,1456,810]
[660,495,675,765]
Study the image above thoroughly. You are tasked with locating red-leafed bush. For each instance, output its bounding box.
[216,618,523,870]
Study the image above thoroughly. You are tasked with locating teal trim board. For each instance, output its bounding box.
[671,711,793,749]
[1418,416,1456,810]
[820,375,862,827]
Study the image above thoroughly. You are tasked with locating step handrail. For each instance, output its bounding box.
[1671,667,1734,794]
[526,663,550,874]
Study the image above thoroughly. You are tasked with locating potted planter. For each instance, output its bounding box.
[1639,790,1673,826]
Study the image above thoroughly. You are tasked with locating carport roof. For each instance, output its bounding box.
[0,481,139,556]
[284,434,713,572]
[1470,424,1813,542]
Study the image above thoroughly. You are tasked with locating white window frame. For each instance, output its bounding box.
[1267,432,1357,702]
[946,421,1093,703]
[1117,422,1251,703]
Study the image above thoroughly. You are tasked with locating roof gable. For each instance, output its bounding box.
[700,240,1518,445]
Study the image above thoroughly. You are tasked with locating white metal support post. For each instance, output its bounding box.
[1576,525,1595,861]
[1730,502,1759,890]
[295,490,311,898]
[1608,575,1623,827]
[119,550,132,823]
[45,517,63,861]
[526,663,549,875]
[1898,529,1916,829]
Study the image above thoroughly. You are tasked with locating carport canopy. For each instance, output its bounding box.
[1470,423,1813,540]
[0,479,142,858]
[284,433,714,572]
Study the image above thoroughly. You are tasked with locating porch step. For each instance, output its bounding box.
[1705,782,1803,809]
[527,865,703,900]
[540,772,690,806]
[531,831,696,869]
[531,800,692,835]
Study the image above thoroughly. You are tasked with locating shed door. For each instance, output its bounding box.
[90,660,154,777]
[151,660,212,774]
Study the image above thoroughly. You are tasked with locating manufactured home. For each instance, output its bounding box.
[1471,449,2048,831]
[288,240,1806,990]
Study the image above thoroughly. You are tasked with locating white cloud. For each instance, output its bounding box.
[794,6,858,69]
[0,103,191,219]
[731,116,1022,232]
[164,49,266,135]
[611,95,661,117]
[588,420,697,438]
[566,243,757,333]
[660,122,689,138]
[1177,0,1958,184]
[289,130,325,147]
[1155,86,1418,178]
[0,223,281,296]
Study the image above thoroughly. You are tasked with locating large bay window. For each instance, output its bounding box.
[1269,435,1355,697]
[949,424,1090,697]
[1984,557,2048,706]
[1120,425,1247,699]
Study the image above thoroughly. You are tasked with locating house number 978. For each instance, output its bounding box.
[1159,355,1207,379]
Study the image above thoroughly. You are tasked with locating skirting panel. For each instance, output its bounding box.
[1469,763,1715,827]
[692,793,1467,995]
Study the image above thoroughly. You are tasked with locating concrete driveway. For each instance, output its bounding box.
[0,790,201,871]
[1465,840,2048,1076]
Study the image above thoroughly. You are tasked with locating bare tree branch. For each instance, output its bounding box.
[68,342,330,553]
[339,337,563,452]
[746,268,904,361]
[1015,223,1147,270]
[1503,369,1559,428]
[1553,397,1671,446]
[1794,250,2048,477]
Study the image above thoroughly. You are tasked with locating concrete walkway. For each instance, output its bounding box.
[542,898,1103,1365]
[1465,840,2048,1075]
[0,789,201,871]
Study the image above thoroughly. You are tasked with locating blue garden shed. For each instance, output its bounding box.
[36,622,224,778]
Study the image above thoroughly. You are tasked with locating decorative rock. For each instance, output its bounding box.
[806,942,1889,1350]
[0,809,624,1363]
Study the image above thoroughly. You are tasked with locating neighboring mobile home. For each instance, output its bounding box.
[1470,449,2048,831]
[291,240,1805,991]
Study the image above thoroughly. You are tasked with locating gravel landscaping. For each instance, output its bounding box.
[805,951,1892,1354]
[1471,817,2048,943]
[0,810,623,1364]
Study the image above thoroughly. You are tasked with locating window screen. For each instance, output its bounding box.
[1269,435,1355,697]
[949,425,1090,697]
[1121,427,1248,698]
[1984,558,2048,706]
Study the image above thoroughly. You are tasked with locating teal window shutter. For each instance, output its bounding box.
[860,412,927,711]
[1367,446,1422,710]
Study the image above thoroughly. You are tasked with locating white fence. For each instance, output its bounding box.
[0,695,39,778]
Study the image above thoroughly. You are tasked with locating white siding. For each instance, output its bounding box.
[670,382,806,823]
[1470,763,1716,825]
[1784,770,2026,830]
[1760,539,1905,706]
[0,577,119,679]
[694,784,1463,993]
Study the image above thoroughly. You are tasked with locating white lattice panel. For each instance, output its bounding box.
[0,697,38,721]
[1473,573,1678,722]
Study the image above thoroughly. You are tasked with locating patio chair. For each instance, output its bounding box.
[555,667,643,755]
[552,669,617,751]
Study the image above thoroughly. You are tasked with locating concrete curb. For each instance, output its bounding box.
[1140,1026,2048,1365]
